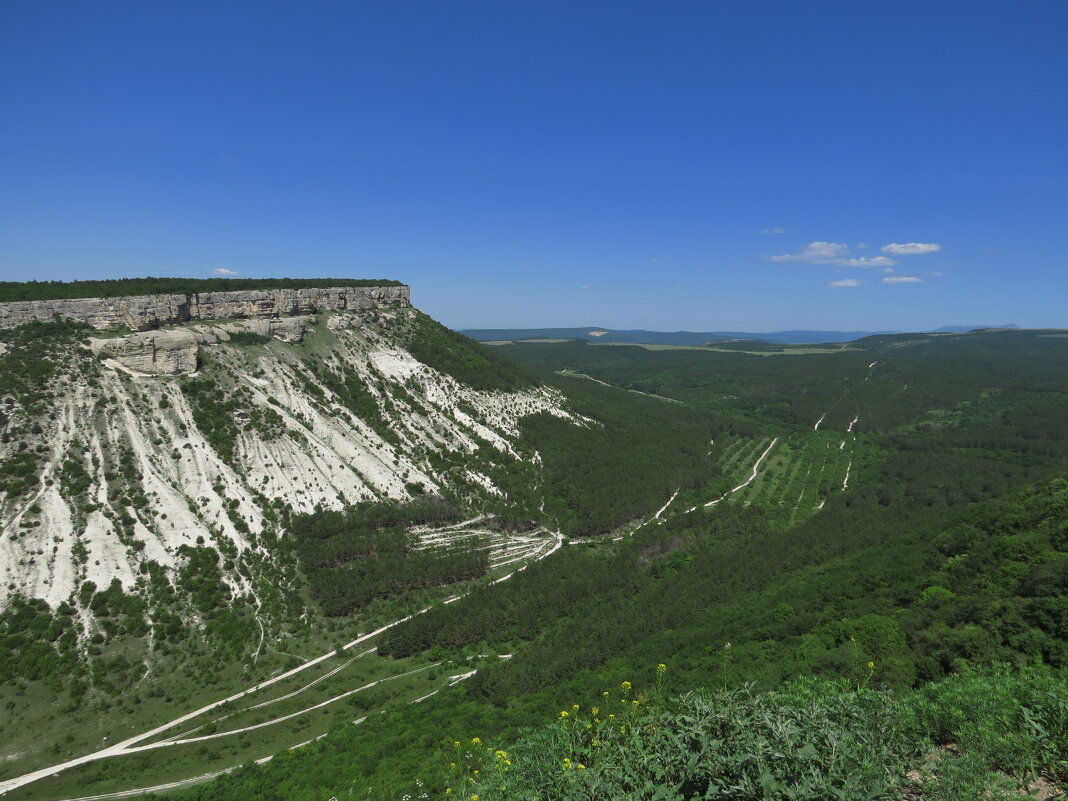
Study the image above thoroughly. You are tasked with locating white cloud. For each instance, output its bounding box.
[838,256,896,268]
[828,278,861,287]
[884,267,895,273]
[882,275,923,284]
[761,227,787,235]
[768,241,848,263]
[768,242,895,268]
[881,242,942,255]
[213,268,239,276]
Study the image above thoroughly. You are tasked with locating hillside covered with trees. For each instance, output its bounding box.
[141,329,1068,800]
[3,324,1068,800]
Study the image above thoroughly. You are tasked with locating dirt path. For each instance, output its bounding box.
[653,489,679,519]
[684,437,779,512]
[724,437,779,496]
[0,529,563,797]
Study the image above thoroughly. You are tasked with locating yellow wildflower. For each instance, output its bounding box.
[621,681,632,691]
[867,661,875,670]
[559,710,569,718]
[471,737,481,746]
[572,704,580,711]
[495,750,508,760]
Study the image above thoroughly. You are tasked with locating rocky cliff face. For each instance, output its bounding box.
[89,317,315,375]
[0,285,410,331]
[0,305,582,610]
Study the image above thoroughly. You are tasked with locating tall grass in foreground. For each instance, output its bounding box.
[458,668,1068,800]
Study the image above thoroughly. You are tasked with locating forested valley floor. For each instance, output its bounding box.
[3,326,1068,800]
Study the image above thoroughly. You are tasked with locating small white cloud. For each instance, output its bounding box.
[768,242,895,268]
[761,227,787,235]
[882,242,942,255]
[828,278,861,287]
[838,256,896,268]
[579,284,591,290]
[213,268,239,276]
[803,241,849,259]
[768,241,848,263]
[928,271,943,277]
[882,276,923,284]
[884,267,895,273]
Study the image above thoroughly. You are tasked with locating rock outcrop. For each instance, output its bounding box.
[91,329,201,375]
[222,316,311,344]
[89,316,318,374]
[0,285,409,331]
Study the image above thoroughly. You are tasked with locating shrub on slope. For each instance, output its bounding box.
[463,669,1068,801]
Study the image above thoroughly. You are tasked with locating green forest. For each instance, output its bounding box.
[3,324,1068,800]
[288,501,486,616]
[149,329,1068,800]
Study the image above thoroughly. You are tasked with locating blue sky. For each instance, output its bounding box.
[1,1,1065,332]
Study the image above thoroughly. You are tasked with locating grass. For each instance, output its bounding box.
[0,509,556,799]
[461,668,1068,801]
[2,642,490,801]
[699,427,862,528]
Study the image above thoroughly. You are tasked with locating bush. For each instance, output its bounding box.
[463,670,1068,801]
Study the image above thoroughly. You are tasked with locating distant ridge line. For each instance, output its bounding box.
[462,324,1020,346]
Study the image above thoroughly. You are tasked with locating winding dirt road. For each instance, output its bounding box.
[0,529,563,797]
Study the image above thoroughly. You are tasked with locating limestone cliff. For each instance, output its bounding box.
[89,316,315,375]
[0,285,410,331]
[0,304,584,611]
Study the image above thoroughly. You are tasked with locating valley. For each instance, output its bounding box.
[1,284,1067,800]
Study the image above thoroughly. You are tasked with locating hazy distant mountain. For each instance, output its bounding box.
[462,325,1018,345]
[929,324,1019,333]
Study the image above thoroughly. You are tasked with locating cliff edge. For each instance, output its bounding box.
[0,284,410,331]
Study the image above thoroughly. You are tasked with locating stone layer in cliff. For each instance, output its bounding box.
[0,285,410,331]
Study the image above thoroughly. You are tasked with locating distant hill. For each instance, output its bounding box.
[462,325,1018,345]
[929,323,1019,333]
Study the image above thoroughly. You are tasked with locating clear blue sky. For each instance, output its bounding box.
[1,1,1065,332]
